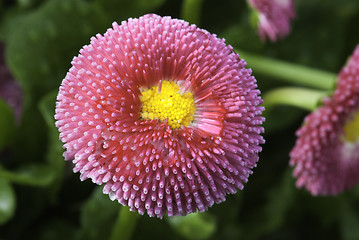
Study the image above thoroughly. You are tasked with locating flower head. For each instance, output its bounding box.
[290,46,359,195]
[55,14,265,217]
[0,42,23,121]
[248,0,295,42]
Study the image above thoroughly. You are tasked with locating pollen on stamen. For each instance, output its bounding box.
[342,111,359,143]
[140,80,196,129]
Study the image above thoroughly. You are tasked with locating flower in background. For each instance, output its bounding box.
[0,42,23,122]
[248,0,295,42]
[290,46,359,195]
[55,14,265,217]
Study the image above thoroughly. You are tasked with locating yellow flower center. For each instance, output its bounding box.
[140,81,196,129]
[343,111,359,143]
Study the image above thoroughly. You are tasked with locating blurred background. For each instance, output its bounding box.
[1,0,359,239]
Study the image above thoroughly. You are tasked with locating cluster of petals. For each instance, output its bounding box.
[290,46,359,195]
[55,14,265,217]
[248,0,295,42]
[0,42,22,121]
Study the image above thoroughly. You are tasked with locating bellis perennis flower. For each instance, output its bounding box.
[248,0,295,42]
[290,46,359,196]
[55,14,265,217]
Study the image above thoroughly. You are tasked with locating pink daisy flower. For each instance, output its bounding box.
[55,14,265,217]
[290,46,359,195]
[248,0,295,42]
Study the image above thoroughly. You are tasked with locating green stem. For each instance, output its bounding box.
[181,0,204,25]
[236,49,337,90]
[110,206,139,240]
[263,87,328,111]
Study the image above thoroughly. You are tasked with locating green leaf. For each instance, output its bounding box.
[340,201,359,240]
[92,0,166,23]
[110,206,139,240]
[38,90,57,129]
[167,212,216,240]
[263,106,304,134]
[0,99,15,150]
[78,187,119,240]
[134,214,178,240]
[0,178,16,225]
[248,4,259,31]
[38,90,62,168]
[262,168,295,232]
[17,0,45,9]
[0,164,56,187]
[241,168,296,239]
[222,23,262,53]
[38,90,65,199]
[37,219,79,240]
[5,0,108,103]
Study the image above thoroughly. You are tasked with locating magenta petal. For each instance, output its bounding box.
[248,0,295,42]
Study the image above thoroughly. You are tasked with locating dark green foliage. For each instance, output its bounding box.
[0,178,15,225]
[0,0,359,239]
[0,99,15,150]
